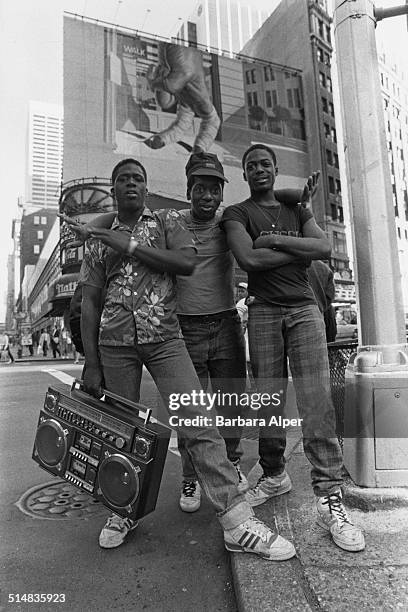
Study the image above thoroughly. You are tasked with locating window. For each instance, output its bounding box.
[317,47,324,63]
[336,179,342,194]
[333,231,347,253]
[287,89,293,108]
[326,149,333,165]
[329,102,335,117]
[324,123,330,138]
[33,244,40,254]
[33,216,40,225]
[329,176,335,193]
[324,52,331,66]
[263,66,274,81]
[318,20,324,38]
[319,72,326,87]
[326,76,332,93]
[334,153,339,168]
[331,127,337,143]
[326,25,331,43]
[245,71,251,85]
[331,204,338,220]
[41,216,47,225]
[293,88,301,108]
[338,206,344,223]
[37,230,44,240]
[251,69,256,84]
[397,227,401,239]
[322,97,328,113]
[266,90,277,108]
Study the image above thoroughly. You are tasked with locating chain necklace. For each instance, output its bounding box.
[249,198,282,228]
[186,212,219,244]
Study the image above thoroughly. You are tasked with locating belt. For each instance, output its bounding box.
[178,309,238,323]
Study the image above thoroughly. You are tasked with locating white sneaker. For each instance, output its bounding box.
[316,490,365,552]
[224,516,296,561]
[246,471,292,507]
[179,481,201,513]
[99,514,138,549]
[233,461,249,493]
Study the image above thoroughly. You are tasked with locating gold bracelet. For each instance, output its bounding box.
[127,236,138,256]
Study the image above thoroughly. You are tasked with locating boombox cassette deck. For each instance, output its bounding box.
[32,380,171,520]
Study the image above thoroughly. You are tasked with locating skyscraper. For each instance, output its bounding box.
[378,46,408,308]
[175,0,279,57]
[27,101,63,209]
[242,0,349,276]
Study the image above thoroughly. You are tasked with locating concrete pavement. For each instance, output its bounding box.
[232,431,408,612]
[2,359,408,611]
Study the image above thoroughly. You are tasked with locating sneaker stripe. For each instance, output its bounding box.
[247,535,261,549]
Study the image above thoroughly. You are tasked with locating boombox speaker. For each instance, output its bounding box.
[32,380,171,520]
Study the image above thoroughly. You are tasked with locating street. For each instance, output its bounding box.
[0,363,237,612]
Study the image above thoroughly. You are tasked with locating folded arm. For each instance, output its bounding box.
[253,218,331,260]
[223,220,301,272]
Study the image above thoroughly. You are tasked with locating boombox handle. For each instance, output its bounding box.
[71,379,152,426]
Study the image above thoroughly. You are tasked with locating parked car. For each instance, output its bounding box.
[333,303,358,342]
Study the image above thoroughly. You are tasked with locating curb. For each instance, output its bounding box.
[343,477,408,512]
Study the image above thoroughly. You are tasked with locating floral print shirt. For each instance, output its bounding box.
[80,207,194,345]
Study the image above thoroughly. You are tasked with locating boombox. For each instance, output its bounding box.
[32,380,171,520]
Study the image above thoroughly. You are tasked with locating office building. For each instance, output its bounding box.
[378,46,408,309]
[242,0,349,276]
[27,101,63,209]
[175,0,278,56]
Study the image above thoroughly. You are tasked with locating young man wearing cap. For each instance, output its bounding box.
[221,144,365,553]
[70,157,296,561]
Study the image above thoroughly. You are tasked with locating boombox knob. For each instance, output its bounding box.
[115,437,125,449]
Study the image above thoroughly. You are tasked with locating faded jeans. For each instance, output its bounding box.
[99,338,253,529]
[178,312,247,481]
[248,302,343,495]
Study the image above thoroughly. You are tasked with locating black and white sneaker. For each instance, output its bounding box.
[224,516,296,561]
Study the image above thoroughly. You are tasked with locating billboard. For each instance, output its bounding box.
[64,16,309,204]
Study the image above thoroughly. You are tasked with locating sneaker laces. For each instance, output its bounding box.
[242,517,274,544]
[251,474,268,492]
[322,492,351,526]
[182,481,197,497]
[234,462,244,483]
[105,514,132,531]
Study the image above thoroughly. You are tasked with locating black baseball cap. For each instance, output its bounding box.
[185,152,228,183]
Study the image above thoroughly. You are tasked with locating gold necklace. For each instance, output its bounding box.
[249,198,281,228]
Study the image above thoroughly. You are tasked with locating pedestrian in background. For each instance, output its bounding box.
[0,332,15,364]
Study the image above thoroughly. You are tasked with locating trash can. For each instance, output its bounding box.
[342,344,408,487]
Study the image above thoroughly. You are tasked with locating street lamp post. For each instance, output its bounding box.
[334,0,408,487]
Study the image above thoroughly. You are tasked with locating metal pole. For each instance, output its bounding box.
[333,0,406,350]
[374,4,408,21]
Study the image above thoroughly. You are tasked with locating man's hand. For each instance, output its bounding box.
[253,233,280,249]
[83,364,104,398]
[57,213,90,246]
[300,171,320,209]
[88,227,133,253]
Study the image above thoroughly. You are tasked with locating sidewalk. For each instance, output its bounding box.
[1,354,83,365]
[233,429,408,611]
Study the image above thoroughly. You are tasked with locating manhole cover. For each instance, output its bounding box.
[16,480,108,520]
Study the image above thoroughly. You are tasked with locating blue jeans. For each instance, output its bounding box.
[178,312,247,480]
[99,339,253,529]
[248,302,343,495]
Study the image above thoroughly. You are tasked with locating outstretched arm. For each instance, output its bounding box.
[58,212,116,246]
[88,227,197,276]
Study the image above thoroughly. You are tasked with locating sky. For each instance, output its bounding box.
[0,0,407,322]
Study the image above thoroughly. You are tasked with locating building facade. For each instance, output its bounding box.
[27,101,64,209]
[378,47,408,309]
[242,0,349,276]
[175,0,278,56]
